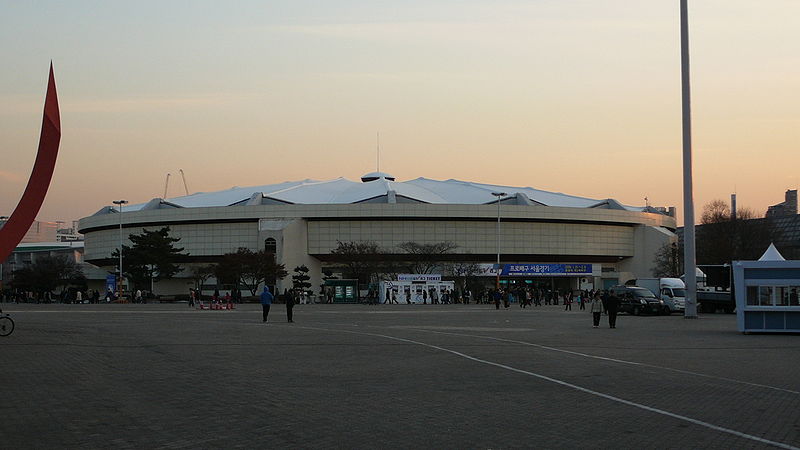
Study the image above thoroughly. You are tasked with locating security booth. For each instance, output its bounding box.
[378,275,455,304]
[324,279,359,303]
[734,244,800,333]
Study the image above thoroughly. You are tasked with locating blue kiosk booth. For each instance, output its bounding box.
[734,244,800,333]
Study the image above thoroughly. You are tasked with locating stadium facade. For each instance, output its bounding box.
[78,173,677,297]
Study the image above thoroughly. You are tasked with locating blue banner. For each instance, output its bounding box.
[500,264,592,276]
[106,275,116,293]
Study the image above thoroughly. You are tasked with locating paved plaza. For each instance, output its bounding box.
[1,303,799,449]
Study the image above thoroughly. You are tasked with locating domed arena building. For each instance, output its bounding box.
[78,172,677,298]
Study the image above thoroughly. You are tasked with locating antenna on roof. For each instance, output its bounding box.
[163,173,171,198]
[179,169,189,196]
[376,131,380,172]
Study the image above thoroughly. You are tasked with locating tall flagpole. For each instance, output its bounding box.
[681,0,698,318]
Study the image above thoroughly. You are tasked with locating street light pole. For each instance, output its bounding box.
[112,200,128,300]
[0,217,7,291]
[680,0,698,318]
[491,192,507,290]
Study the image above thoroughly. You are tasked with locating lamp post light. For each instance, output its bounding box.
[491,192,507,290]
[112,200,128,300]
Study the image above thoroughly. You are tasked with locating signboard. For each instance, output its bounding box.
[475,263,593,277]
[106,275,116,293]
[502,264,592,276]
[324,279,359,303]
[397,274,442,282]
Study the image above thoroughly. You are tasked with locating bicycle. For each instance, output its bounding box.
[0,307,14,337]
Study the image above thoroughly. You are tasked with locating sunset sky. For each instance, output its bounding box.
[1,1,798,225]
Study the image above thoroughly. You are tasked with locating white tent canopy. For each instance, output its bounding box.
[758,243,786,261]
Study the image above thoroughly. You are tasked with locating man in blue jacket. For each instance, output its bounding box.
[260,286,273,323]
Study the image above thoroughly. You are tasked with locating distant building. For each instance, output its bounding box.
[679,187,800,262]
[766,189,798,218]
[0,218,58,243]
[0,242,107,292]
[56,220,84,242]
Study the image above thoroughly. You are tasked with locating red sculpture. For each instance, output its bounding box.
[0,62,61,262]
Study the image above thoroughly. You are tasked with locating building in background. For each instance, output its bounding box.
[0,241,107,293]
[0,218,59,243]
[56,220,84,242]
[766,189,798,218]
[78,173,677,297]
[679,188,800,264]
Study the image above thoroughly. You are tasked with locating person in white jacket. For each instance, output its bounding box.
[589,292,604,328]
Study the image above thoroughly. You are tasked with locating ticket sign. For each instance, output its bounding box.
[501,264,592,276]
[397,274,442,282]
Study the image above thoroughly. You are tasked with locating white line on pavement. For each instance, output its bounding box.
[298,324,800,450]
[408,328,800,395]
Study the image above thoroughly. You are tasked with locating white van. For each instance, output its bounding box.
[631,278,686,314]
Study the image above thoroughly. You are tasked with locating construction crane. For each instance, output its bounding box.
[163,173,170,199]
[179,169,189,196]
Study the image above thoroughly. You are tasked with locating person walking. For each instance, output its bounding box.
[606,290,620,329]
[260,286,273,323]
[564,291,572,311]
[285,288,295,323]
[589,292,604,328]
[188,288,195,307]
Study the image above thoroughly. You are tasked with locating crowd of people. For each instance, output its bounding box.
[0,288,108,304]
[370,285,623,329]
[487,287,621,328]
[2,282,624,328]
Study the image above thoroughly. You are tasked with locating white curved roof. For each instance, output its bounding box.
[121,176,649,212]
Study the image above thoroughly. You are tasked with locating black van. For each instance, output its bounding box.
[609,286,664,315]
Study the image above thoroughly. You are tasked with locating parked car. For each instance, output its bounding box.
[609,285,665,315]
[626,278,686,314]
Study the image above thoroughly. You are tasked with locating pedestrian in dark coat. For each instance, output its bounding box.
[260,286,273,323]
[286,290,295,323]
[606,291,620,328]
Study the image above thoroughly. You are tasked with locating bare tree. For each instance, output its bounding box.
[329,241,386,285]
[652,242,682,278]
[447,260,482,295]
[190,264,217,292]
[217,248,288,296]
[701,199,730,224]
[697,200,774,265]
[701,200,759,224]
[397,241,458,274]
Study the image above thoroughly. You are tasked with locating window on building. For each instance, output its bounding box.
[265,238,277,254]
[747,285,800,307]
[790,288,800,306]
[759,286,774,306]
[777,287,790,306]
[746,286,759,306]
